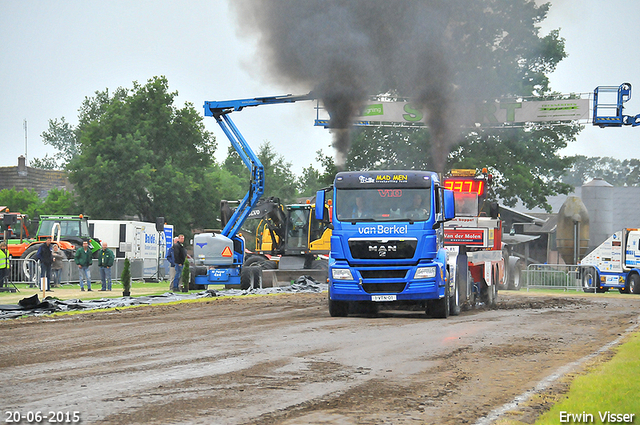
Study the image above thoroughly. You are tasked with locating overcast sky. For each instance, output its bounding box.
[1,0,638,175]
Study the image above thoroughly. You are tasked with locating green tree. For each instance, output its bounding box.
[258,142,298,202]
[449,124,580,212]
[347,127,431,171]
[222,141,299,203]
[65,76,220,235]
[297,150,338,196]
[334,1,576,210]
[0,188,77,234]
[0,188,41,216]
[562,156,640,187]
[29,154,59,170]
[37,189,78,216]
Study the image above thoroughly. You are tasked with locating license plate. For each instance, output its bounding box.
[372,294,396,302]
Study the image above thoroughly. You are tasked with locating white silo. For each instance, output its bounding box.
[581,178,613,252]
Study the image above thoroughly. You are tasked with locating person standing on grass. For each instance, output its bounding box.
[51,244,65,288]
[166,237,178,290]
[171,234,187,292]
[37,237,54,291]
[98,242,115,291]
[74,240,93,291]
[0,242,9,287]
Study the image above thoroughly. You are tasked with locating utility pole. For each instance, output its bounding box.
[23,119,27,164]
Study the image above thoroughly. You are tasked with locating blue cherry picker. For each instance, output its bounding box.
[193,93,314,289]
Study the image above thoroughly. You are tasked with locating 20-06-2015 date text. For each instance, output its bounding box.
[5,411,81,424]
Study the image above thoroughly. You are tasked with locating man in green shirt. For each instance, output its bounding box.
[74,240,93,291]
[98,242,115,291]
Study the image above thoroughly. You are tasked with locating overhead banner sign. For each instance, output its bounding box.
[315,98,589,127]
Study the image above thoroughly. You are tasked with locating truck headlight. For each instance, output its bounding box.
[415,266,437,279]
[332,268,353,280]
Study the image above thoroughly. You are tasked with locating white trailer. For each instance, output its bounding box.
[89,220,174,280]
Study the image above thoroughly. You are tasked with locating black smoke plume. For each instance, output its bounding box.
[229,1,459,172]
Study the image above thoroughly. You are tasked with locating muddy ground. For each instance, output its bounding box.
[2,291,639,424]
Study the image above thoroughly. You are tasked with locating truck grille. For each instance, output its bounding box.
[348,238,417,260]
[362,283,407,293]
[359,269,408,279]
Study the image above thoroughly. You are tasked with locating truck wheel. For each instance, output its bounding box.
[328,297,349,317]
[629,274,640,294]
[427,284,450,318]
[467,270,477,309]
[581,270,597,293]
[257,260,277,270]
[244,254,269,267]
[449,279,461,316]
[190,266,207,290]
[252,267,263,289]
[20,244,41,282]
[619,282,630,294]
[240,266,259,290]
[507,257,524,291]
[310,258,329,270]
[480,280,496,308]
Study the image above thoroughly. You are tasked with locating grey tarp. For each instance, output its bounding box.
[0,276,327,319]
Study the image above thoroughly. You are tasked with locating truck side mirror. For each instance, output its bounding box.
[315,190,325,221]
[443,189,455,221]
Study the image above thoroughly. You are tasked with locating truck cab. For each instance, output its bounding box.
[317,170,456,317]
[580,228,640,293]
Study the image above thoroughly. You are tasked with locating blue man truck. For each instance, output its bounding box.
[316,170,456,317]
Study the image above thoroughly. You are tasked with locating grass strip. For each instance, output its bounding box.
[534,332,640,424]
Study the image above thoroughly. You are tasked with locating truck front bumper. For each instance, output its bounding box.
[328,261,445,302]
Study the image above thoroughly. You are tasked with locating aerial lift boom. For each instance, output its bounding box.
[195,93,315,288]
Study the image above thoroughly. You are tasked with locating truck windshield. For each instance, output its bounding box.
[335,188,431,222]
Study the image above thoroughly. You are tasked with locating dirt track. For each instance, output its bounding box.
[2,291,639,424]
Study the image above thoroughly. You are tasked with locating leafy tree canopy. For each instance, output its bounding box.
[0,188,77,233]
[338,0,577,212]
[562,156,640,187]
[63,76,243,236]
[223,141,300,203]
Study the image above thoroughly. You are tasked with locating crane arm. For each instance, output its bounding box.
[203,93,315,239]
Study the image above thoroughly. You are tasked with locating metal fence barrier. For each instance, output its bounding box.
[524,264,597,291]
[3,258,145,286]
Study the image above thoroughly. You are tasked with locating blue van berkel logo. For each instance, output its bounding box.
[357,224,408,235]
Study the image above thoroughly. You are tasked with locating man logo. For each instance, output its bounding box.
[369,245,397,257]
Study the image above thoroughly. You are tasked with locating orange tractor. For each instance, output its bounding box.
[1,208,100,280]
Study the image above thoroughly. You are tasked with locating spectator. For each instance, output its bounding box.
[51,244,65,288]
[74,240,93,291]
[171,234,187,292]
[0,242,8,287]
[98,242,115,291]
[166,237,178,290]
[37,237,54,291]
